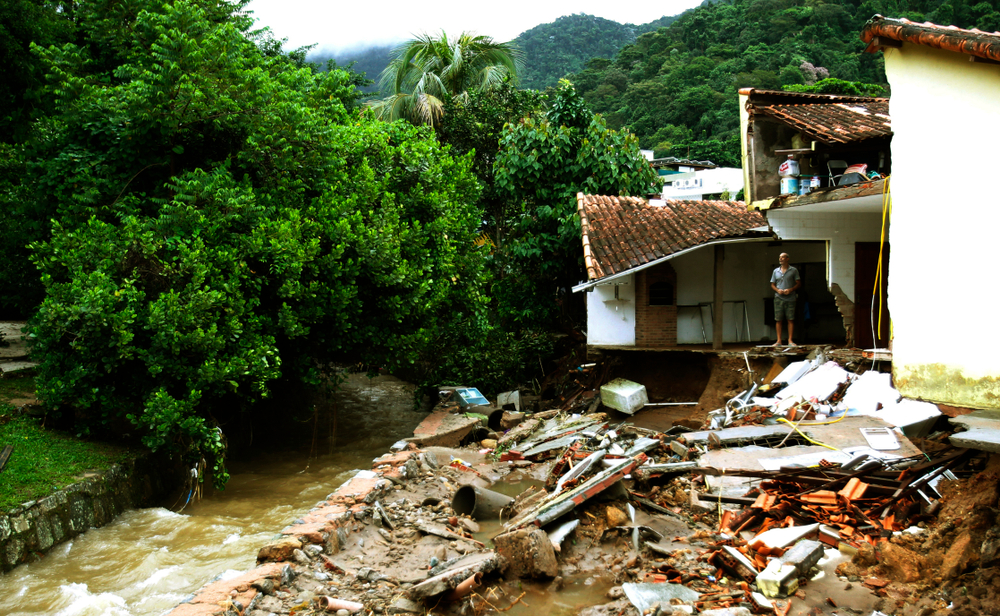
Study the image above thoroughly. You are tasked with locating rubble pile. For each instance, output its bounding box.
[170,359,1000,616]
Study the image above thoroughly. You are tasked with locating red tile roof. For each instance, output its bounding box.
[861,15,1000,62]
[577,194,769,282]
[742,89,891,145]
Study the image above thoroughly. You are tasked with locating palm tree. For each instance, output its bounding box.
[369,31,522,127]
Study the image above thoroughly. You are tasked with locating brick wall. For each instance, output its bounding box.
[635,263,678,347]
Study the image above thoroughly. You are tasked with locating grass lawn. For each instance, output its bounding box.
[0,373,135,511]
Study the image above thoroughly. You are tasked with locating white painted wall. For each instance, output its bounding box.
[586,275,636,346]
[671,242,827,344]
[882,43,1000,408]
[766,210,886,304]
[661,167,745,200]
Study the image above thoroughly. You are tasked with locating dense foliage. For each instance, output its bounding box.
[5,0,488,486]
[494,81,660,328]
[369,32,523,127]
[567,0,1000,163]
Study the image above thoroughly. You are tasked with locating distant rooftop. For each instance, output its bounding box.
[649,157,717,169]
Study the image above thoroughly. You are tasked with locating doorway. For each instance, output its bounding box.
[855,242,890,349]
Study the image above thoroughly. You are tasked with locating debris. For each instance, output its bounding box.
[451,485,514,520]
[756,540,824,597]
[546,518,579,552]
[494,527,559,579]
[622,582,699,613]
[316,596,364,612]
[600,378,649,415]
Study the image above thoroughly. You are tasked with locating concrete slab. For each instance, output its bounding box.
[406,410,483,448]
[949,410,1000,453]
[0,360,38,374]
[696,416,925,493]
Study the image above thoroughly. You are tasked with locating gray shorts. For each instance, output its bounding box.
[774,298,796,322]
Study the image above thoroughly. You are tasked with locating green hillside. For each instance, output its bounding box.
[512,14,677,90]
[566,0,1000,166]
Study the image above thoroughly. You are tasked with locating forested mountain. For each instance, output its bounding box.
[309,45,394,93]
[565,0,1000,165]
[307,10,698,94]
[512,14,679,90]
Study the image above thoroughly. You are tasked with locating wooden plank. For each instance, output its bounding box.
[0,444,13,473]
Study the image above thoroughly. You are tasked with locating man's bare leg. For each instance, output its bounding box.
[787,321,796,346]
[773,321,784,346]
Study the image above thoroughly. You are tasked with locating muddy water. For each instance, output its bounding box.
[0,373,426,616]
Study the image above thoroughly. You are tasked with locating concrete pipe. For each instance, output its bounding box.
[316,596,363,612]
[445,572,483,601]
[452,485,514,520]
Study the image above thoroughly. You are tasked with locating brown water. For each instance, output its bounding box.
[0,373,426,616]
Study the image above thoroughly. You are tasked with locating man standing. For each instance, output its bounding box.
[770,252,801,346]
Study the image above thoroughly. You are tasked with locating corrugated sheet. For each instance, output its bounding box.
[577,194,769,282]
[861,15,1000,63]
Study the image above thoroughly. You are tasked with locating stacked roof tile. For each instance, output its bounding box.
[577,194,769,282]
[861,15,1000,62]
[742,90,891,145]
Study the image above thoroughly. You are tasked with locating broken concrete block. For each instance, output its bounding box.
[600,379,648,415]
[497,390,521,411]
[499,411,525,430]
[256,537,302,563]
[756,539,824,597]
[494,527,558,579]
[621,583,699,613]
[949,409,1000,453]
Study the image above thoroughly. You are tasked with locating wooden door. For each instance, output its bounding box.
[855,242,890,349]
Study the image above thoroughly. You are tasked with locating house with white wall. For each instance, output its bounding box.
[859,16,1000,409]
[652,157,744,201]
[739,88,894,349]
[572,194,783,350]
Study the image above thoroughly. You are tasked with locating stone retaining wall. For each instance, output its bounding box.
[0,454,178,571]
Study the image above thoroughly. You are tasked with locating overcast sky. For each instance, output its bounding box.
[245,0,705,55]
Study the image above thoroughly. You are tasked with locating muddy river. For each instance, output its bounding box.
[0,373,426,616]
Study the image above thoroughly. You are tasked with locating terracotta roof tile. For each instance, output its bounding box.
[861,15,1000,63]
[577,194,769,282]
[744,90,891,145]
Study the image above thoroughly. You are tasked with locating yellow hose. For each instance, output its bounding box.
[876,177,892,339]
[776,417,842,452]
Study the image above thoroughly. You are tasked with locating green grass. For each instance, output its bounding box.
[0,373,34,401]
[0,378,135,511]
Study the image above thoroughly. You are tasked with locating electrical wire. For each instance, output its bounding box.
[775,417,842,451]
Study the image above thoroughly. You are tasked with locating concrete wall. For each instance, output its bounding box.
[586,274,636,346]
[766,210,886,304]
[0,456,177,572]
[883,43,1000,408]
[671,242,827,344]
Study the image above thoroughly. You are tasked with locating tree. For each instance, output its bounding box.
[437,83,544,245]
[493,81,659,327]
[369,31,522,127]
[19,0,486,487]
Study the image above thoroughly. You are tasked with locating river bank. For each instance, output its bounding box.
[0,373,429,616]
[161,354,1000,616]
